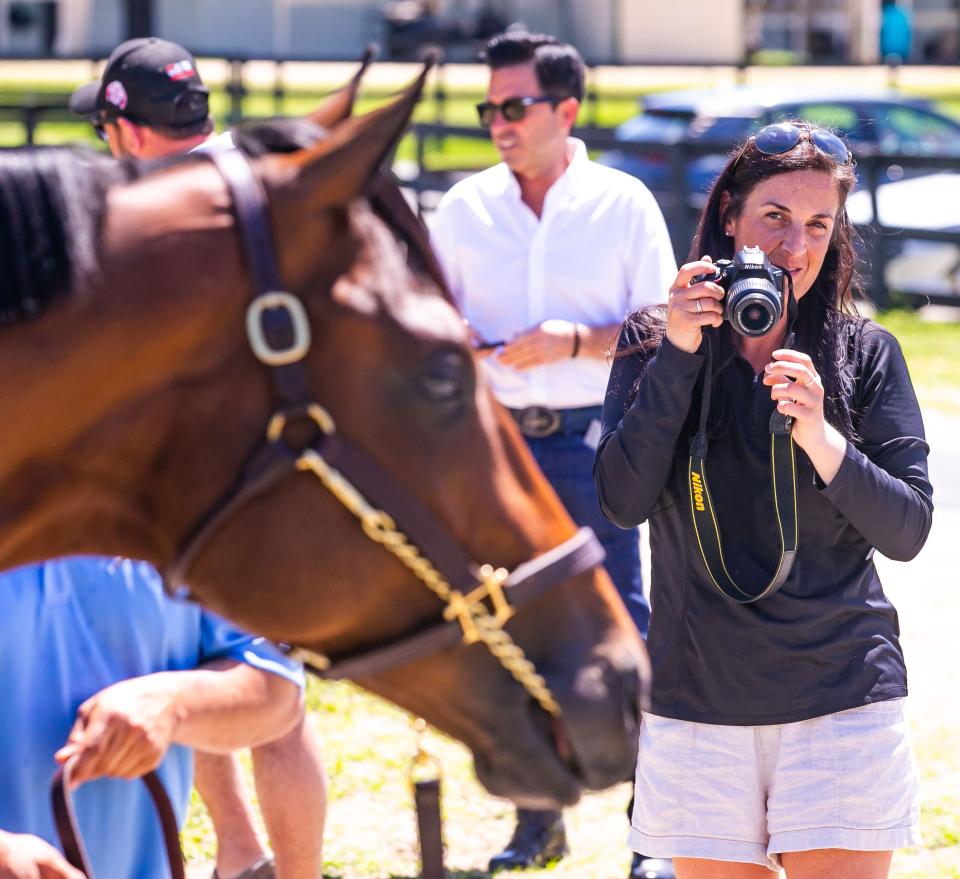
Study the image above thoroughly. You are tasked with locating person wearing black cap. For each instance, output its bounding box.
[69,37,220,158]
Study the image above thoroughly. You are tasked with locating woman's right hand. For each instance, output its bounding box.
[665,257,725,353]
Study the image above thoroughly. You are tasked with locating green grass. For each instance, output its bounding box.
[181,675,960,879]
[184,680,642,879]
[876,309,960,412]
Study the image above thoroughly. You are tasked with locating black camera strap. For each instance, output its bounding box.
[687,281,799,604]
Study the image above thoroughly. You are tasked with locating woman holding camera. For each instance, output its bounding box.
[594,122,933,878]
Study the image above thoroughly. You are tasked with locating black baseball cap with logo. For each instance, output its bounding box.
[69,37,209,128]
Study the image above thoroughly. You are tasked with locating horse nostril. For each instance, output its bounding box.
[549,713,575,767]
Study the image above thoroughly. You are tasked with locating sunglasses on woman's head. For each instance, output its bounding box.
[751,122,853,165]
[476,95,563,128]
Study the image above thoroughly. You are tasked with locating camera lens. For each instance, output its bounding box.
[738,298,775,334]
[726,277,781,336]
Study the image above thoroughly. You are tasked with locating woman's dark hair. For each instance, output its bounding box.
[483,30,585,102]
[625,121,865,440]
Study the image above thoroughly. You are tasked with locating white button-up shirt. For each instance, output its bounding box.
[430,139,676,410]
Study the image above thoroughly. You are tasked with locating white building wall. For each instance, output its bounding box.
[0,0,900,65]
[54,0,94,53]
[87,0,123,51]
[283,2,382,58]
[156,0,385,57]
[619,0,746,64]
[158,0,276,55]
[506,0,565,38]
[849,0,882,63]
[570,0,615,61]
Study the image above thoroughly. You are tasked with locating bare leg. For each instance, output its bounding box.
[674,858,776,878]
[251,713,327,879]
[781,848,892,879]
[194,751,269,878]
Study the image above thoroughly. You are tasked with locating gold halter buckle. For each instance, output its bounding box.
[443,564,513,644]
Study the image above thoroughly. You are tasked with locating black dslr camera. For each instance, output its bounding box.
[694,246,786,337]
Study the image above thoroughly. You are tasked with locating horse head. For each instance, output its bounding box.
[0,64,648,809]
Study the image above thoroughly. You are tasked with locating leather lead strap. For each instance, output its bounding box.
[51,760,185,879]
[165,440,299,592]
[414,778,446,879]
[208,148,310,410]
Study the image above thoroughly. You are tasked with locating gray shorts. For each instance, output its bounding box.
[629,699,920,872]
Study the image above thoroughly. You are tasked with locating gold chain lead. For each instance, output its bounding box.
[296,447,561,716]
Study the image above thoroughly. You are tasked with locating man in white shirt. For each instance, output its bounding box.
[430,30,676,879]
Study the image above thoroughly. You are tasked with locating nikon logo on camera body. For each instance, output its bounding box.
[690,245,785,338]
[691,471,706,512]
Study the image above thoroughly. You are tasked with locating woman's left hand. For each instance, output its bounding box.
[762,348,846,483]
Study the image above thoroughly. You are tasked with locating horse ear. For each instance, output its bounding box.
[308,44,376,128]
[278,52,437,207]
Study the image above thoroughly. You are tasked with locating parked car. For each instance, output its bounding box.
[846,173,960,297]
[601,85,960,203]
[599,85,960,299]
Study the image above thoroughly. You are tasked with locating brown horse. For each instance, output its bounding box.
[0,65,647,809]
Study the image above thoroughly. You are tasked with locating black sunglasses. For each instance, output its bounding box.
[751,122,853,165]
[91,116,110,142]
[476,95,563,128]
[91,112,148,143]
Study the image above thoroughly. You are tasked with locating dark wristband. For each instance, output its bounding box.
[571,323,581,358]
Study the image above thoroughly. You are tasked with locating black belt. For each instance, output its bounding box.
[508,405,602,439]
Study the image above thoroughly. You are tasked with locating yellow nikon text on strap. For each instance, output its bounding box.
[690,471,706,512]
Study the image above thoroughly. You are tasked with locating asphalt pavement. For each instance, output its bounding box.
[921,407,960,517]
[874,405,960,717]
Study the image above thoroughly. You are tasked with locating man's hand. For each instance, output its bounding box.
[495,319,578,370]
[0,831,84,879]
[54,673,182,786]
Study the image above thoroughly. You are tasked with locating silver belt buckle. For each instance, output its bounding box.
[515,405,562,438]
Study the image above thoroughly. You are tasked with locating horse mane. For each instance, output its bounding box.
[0,147,137,327]
[0,115,450,329]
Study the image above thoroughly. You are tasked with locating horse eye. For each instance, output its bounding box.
[416,349,470,402]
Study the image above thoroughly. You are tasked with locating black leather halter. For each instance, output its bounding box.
[164,148,606,694]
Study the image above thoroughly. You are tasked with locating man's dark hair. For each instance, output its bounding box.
[482,31,584,102]
[101,111,214,142]
[146,115,215,141]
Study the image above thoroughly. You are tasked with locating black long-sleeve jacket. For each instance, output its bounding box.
[594,319,933,724]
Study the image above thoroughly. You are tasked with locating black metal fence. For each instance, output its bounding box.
[0,100,75,142]
[4,67,960,310]
[407,122,960,310]
[0,55,651,132]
